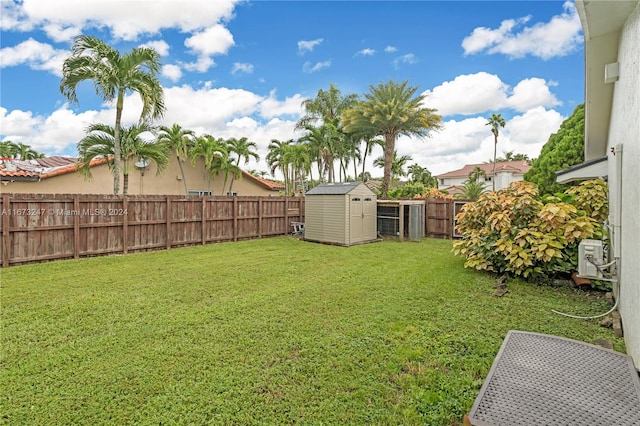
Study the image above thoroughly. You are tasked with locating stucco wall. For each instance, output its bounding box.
[2,157,278,197]
[608,2,640,364]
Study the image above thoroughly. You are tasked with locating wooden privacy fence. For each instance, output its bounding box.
[424,198,470,239]
[1,193,304,267]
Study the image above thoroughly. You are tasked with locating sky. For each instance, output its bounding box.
[0,0,585,178]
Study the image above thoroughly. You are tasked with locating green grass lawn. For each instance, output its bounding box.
[0,237,624,425]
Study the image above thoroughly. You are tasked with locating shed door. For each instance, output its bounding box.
[350,196,364,242]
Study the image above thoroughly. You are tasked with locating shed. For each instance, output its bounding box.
[304,182,378,246]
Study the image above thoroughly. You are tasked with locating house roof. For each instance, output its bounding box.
[0,156,284,191]
[306,182,373,195]
[240,171,284,191]
[437,161,531,179]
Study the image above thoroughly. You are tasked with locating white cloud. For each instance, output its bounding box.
[506,78,561,112]
[384,45,397,53]
[0,38,68,76]
[231,62,254,75]
[462,1,582,60]
[355,48,375,56]
[258,90,305,119]
[183,24,234,72]
[392,53,417,68]
[162,64,183,82]
[4,0,240,41]
[139,40,170,56]
[302,60,331,74]
[393,106,565,176]
[423,72,509,116]
[297,38,323,55]
[423,72,561,117]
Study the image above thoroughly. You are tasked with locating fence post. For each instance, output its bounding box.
[74,194,80,259]
[166,196,172,249]
[233,196,238,242]
[258,198,263,238]
[201,197,206,245]
[2,194,10,268]
[123,197,128,254]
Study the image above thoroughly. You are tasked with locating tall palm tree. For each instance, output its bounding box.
[77,123,169,195]
[157,123,195,195]
[299,125,330,183]
[297,83,359,183]
[226,137,259,194]
[60,35,165,195]
[267,139,294,195]
[358,133,384,183]
[296,83,359,130]
[189,135,227,193]
[486,113,506,191]
[156,124,195,195]
[285,142,312,194]
[342,80,442,198]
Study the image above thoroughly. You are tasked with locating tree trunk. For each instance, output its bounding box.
[381,133,395,198]
[113,90,125,195]
[123,173,129,195]
[177,154,188,194]
[492,133,498,191]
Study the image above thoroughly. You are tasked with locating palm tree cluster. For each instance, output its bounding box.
[0,141,45,160]
[268,81,442,198]
[77,122,260,196]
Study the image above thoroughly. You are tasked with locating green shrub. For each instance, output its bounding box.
[452,180,607,279]
[387,182,426,199]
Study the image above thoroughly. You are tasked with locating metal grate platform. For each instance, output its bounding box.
[468,330,640,426]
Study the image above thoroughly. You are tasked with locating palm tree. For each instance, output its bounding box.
[297,83,359,183]
[285,142,312,194]
[226,137,259,194]
[342,80,442,198]
[267,139,294,195]
[77,123,169,195]
[358,133,383,182]
[486,113,506,191]
[189,135,227,193]
[0,141,18,158]
[455,179,486,201]
[60,35,165,195]
[15,142,39,160]
[408,164,437,188]
[468,166,487,183]
[157,124,195,195]
[374,151,412,182]
[299,125,329,183]
[296,83,358,130]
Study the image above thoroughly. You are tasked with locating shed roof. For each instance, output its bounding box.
[306,182,373,196]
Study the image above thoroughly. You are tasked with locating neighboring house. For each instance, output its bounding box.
[557,1,639,366]
[0,156,284,196]
[436,161,531,193]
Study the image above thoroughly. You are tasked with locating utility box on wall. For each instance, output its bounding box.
[304,182,378,246]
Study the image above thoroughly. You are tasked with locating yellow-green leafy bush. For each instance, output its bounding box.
[452,180,608,278]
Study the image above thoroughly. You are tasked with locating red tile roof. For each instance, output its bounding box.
[437,160,531,178]
[1,156,284,191]
[241,171,284,191]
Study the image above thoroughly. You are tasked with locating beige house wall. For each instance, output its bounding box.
[1,157,279,197]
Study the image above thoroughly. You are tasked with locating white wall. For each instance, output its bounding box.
[608,2,640,364]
